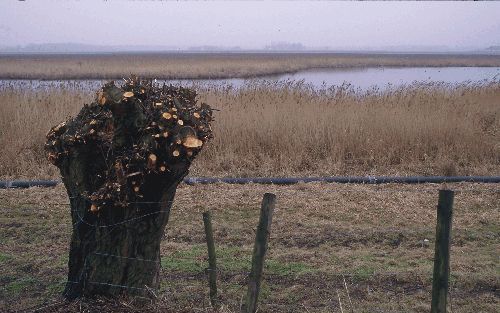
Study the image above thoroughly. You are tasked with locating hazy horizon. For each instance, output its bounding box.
[3,42,498,54]
[1,1,500,53]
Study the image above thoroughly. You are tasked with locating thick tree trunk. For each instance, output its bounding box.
[62,163,187,298]
[45,78,213,299]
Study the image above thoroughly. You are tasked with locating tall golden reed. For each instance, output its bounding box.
[0,80,498,179]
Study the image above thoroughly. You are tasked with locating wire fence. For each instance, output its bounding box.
[0,186,498,312]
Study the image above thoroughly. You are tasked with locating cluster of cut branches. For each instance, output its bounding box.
[46,77,213,212]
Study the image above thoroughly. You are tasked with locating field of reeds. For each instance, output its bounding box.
[1,53,500,80]
[0,55,499,312]
[0,79,499,179]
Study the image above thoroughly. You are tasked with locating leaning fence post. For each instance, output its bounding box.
[242,193,276,313]
[203,211,218,308]
[431,189,454,313]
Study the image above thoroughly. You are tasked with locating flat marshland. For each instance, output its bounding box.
[0,183,498,312]
[0,80,499,179]
[0,54,499,312]
[1,52,500,79]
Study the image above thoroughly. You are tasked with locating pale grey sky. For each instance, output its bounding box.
[1,1,499,50]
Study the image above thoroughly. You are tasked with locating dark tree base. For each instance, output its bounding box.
[45,78,213,299]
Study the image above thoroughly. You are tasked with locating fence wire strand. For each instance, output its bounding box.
[1,186,498,209]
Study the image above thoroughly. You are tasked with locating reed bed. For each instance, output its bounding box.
[1,53,500,80]
[0,80,499,179]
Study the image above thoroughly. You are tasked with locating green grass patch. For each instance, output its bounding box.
[5,277,38,295]
[353,265,376,280]
[217,246,251,272]
[160,245,313,277]
[266,259,316,276]
[161,245,205,273]
[46,280,66,296]
[0,252,11,263]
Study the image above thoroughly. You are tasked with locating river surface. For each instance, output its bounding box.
[2,67,499,91]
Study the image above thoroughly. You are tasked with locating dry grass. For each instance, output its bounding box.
[0,183,498,312]
[0,80,499,179]
[1,54,498,312]
[1,53,500,79]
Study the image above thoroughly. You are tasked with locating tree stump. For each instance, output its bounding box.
[45,77,213,299]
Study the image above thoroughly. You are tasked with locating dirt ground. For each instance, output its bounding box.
[0,182,498,312]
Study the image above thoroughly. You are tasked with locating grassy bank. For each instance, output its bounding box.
[0,80,499,179]
[0,183,498,312]
[1,53,500,80]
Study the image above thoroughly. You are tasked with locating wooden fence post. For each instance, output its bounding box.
[242,193,276,313]
[431,189,454,313]
[203,211,218,308]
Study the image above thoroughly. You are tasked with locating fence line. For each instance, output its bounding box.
[2,176,500,189]
[0,260,476,312]
[1,187,497,313]
[1,187,498,209]
[72,208,171,228]
[93,252,160,263]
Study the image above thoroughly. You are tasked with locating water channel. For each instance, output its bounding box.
[1,66,499,91]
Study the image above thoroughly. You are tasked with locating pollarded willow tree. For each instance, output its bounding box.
[46,77,213,299]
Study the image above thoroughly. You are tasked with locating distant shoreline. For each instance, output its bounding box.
[2,51,500,57]
[1,52,499,80]
[1,49,500,56]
